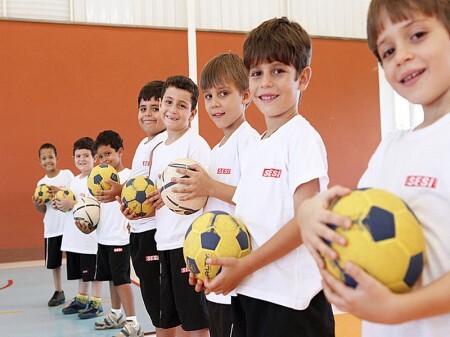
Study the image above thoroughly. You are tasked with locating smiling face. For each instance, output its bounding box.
[96,144,122,170]
[138,97,166,138]
[203,83,249,132]
[39,147,58,174]
[377,12,450,115]
[159,86,196,134]
[74,148,95,176]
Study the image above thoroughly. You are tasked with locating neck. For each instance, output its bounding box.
[221,115,245,146]
[263,106,297,139]
[166,127,189,145]
[46,168,60,178]
[416,94,450,130]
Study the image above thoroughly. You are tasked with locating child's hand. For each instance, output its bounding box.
[297,185,352,267]
[188,272,209,294]
[54,196,74,212]
[32,195,47,212]
[171,164,212,201]
[96,180,122,203]
[116,195,139,220]
[145,189,164,211]
[75,220,95,234]
[321,262,398,323]
[203,257,247,296]
[47,185,60,197]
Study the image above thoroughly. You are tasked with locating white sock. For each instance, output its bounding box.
[111,308,122,316]
[126,316,137,325]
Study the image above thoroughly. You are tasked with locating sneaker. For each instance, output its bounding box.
[95,312,126,330]
[62,297,88,314]
[114,321,144,337]
[78,300,103,319]
[48,290,65,307]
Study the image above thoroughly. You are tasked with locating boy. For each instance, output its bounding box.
[89,130,142,337]
[203,18,334,337]
[172,53,259,337]
[124,80,167,334]
[149,75,210,336]
[56,137,104,319]
[32,143,74,306]
[297,0,450,336]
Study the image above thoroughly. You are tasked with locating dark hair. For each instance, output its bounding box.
[161,75,199,111]
[93,130,124,152]
[367,0,450,63]
[243,17,312,78]
[39,143,57,158]
[73,137,95,156]
[200,52,249,93]
[138,80,165,106]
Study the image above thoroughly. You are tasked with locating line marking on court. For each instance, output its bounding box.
[0,310,22,314]
[0,279,13,290]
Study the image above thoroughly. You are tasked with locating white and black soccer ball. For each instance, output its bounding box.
[72,197,101,230]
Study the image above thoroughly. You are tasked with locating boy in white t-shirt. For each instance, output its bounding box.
[297,1,450,336]
[149,75,210,336]
[203,18,333,337]
[172,53,259,337]
[33,143,74,307]
[55,137,104,319]
[87,130,142,337]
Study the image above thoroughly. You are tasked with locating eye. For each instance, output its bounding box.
[164,99,172,105]
[411,31,426,41]
[152,107,159,112]
[381,47,395,60]
[273,68,285,75]
[204,93,212,100]
[139,107,146,112]
[219,90,228,97]
[251,70,262,77]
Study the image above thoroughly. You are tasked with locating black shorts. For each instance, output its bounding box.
[95,243,131,286]
[66,251,97,282]
[159,248,209,331]
[45,235,63,269]
[130,230,161,327]
[206,300,234,337]
[231,292,335,337]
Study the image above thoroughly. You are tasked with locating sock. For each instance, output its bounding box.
[111,308,122,316]
[126,316,137,325]
[90,296,102,307]
[76,293,88,303]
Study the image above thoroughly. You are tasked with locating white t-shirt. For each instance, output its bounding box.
[233,115,329,310]
[204,121,259,305]
[96,168,131,246]
[38,169,74,238]
[359,114,450,337]
[129,132,167,233]
[150,129,211,251]
[61,174,98,254]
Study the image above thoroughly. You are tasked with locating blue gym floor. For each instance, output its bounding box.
[0,261,155,337]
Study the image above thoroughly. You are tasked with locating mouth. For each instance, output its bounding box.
[165,114,178,121]
[401,69,425,84]
[211,112,225,118]
[258,94,278,102]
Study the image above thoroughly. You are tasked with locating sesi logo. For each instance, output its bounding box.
[180,267,190,274]
[145,255,159,262]
[405,176,437,188]
[217,168,231,175]
[114,248,123,253]
[262,168,282,178]
[142,160,149,166]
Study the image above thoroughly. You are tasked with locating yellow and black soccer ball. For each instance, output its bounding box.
[183,211,252,281]
[160,158,208,215]
[325,188,426,293]
[121,176,157,217]
[34,184,51,203]
[87,164,119,197]
[54,188,76,212]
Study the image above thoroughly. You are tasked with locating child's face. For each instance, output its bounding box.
[39,148,57,172]
[159,86,196,132]
[249,61,309,118]
[377,12,450,109]
[74,149,95,175]
[138,98,165,137]
[96,145,122,170]
[203,83,249,130]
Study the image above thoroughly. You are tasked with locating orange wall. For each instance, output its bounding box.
[0,20,380,252]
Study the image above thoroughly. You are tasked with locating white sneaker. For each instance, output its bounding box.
[94,312,126,330]
[114,321,144,337]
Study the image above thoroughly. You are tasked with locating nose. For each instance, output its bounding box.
[395,43,414,67]
[260,73,273,88]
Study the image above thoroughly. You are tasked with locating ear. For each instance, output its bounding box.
[189,108,197,122]
[117,148,124,157]
[298,66,312,91]
[241,89,251,106]
[93,154,98,164]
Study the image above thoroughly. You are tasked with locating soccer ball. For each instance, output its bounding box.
[160,158,208,215]
[54,188,76,212]
[87,164,120,197]
[121,176,157,217]
[34,184,51,203]
[325,188,426,293]
[73,197,101,232]
[183,211,252,281]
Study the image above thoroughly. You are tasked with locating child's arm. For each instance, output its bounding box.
[171,164,235,204]
[54,196,76,212]
[32,196,46,213]
[204,178,319,295]
[95,180,123,203]
[296,185,352,267]
[321,261,450,324]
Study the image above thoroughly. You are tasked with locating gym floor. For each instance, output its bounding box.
[0,260,360,337]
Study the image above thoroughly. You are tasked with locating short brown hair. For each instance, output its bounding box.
[162,75,199,111]
[243,17,311,78]
[367,0,450,63]
[200,52,248,93]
